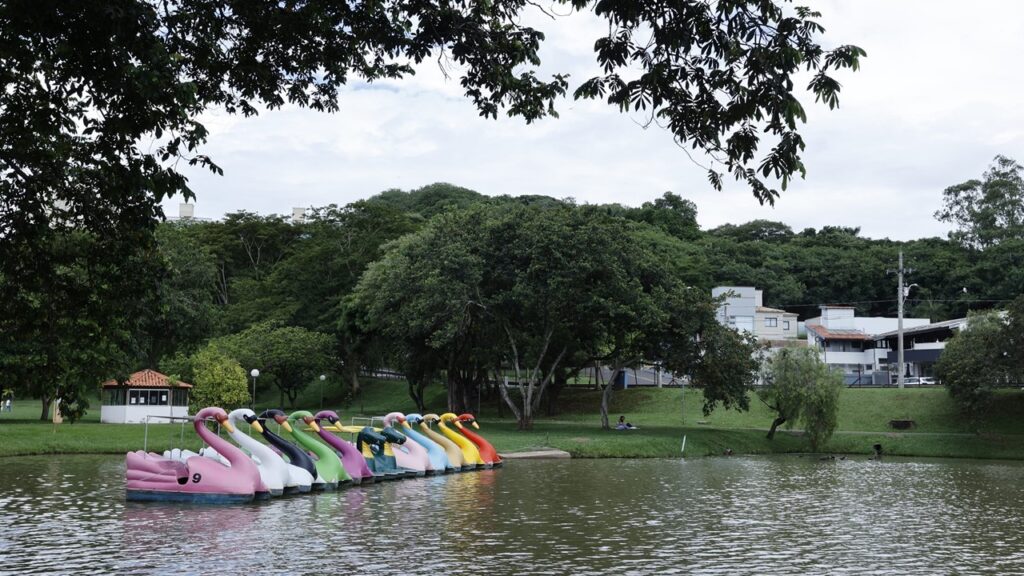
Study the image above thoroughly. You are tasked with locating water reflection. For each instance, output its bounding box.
[2,455,1024,574]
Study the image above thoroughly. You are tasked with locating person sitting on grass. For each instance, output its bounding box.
[616,415,637,430]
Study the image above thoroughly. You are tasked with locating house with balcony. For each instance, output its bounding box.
[872,317,969,381]
[805,306,930,384]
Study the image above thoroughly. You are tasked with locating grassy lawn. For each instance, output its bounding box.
[2,380,1023,459]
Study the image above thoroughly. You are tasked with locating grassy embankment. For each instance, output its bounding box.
[2,379,1023,459]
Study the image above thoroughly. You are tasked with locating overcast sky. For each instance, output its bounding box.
[162,0,1024,241]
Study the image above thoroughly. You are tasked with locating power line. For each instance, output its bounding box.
[777,298,898,307]
[907,298,1013,303]
[775,297,1012,308]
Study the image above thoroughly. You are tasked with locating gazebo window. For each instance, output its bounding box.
[104,388,127,406]
[172,389,189,406]
[129,389,152,404]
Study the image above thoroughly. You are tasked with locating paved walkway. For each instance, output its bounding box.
[499,449,571,459]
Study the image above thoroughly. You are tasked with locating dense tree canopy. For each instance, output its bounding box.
[351,201,758,429]
[0,228,158,421]
[211,323,337,407]
[5,158,1024,424]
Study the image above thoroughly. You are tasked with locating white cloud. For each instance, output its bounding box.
[165,0,1024,241]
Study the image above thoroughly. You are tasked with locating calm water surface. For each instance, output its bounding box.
[2,455,1023,575]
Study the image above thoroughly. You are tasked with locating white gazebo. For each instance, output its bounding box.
[100,369,192,424]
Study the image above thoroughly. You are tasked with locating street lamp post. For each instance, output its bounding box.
[319,374,326,409]
[250,368,260,410]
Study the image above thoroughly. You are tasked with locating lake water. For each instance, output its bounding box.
[2,455,1023,575]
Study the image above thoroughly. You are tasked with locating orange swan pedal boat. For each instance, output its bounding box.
[456,413,502,468]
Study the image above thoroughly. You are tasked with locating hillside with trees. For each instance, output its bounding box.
[3,156,1024,422]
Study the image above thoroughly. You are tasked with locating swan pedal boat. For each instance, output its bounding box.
[126,407,263,504]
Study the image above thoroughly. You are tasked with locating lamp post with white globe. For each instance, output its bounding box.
[319,374,326,409]
[250,368,260,410]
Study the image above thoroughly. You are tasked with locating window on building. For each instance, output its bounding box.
[172,389,189,407]
[783,320,790,330]
[765,317,778,327]
[104,388,126,406]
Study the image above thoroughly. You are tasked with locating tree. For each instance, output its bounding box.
[212,323,336,407]
[188,347,250,413]
[269,201,419,396]
[711,220,795,243]
[351,208,488,414]
[936,311,1016,419]
[141,222,219,366]
[759,347,842,450]
[354,203,644,428]
[627,192,701,241]
[688,322,761,417]
[801,366,842,451]
[0,229,155,422]
[354,201,758,429]
[190,212,303,333]
[936,155,1024,249]
[366,183,486,220]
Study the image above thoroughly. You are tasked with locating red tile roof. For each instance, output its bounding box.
[805,324,872,341]
[102,369,192,388]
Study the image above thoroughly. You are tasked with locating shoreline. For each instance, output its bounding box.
[2,420,1022,462]
[3,386,1022,461]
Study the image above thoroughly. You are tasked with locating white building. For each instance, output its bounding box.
[100,370,191,424]
[805,306,930,384]
[713,286,799,340]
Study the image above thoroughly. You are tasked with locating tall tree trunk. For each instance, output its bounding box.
[547,372,567,416]
[599,366,623,430]
[348,364,361,397]
[39,395,52,421]
[767,416,786,439]
[460,372,474,415]
[408,379,426,413]
[518,413,533,430]
[497,375,522,424]
[447,373,465,414]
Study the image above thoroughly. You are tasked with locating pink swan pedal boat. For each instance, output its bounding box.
[125,407,264,504]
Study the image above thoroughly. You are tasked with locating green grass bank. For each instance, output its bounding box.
[2,380,1022,460]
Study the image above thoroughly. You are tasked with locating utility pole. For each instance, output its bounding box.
[897,250,905,389]
[891,250,917,389]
